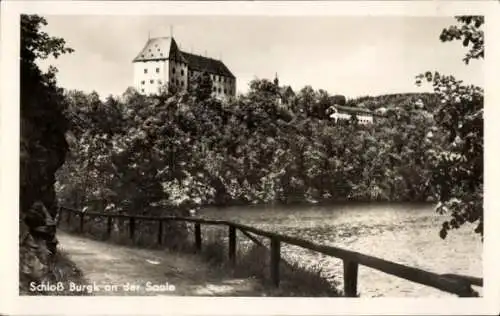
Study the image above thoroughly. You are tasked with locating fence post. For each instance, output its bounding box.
[195,223,202,251]
[158,220,163,245]
[270,236,280,288]
[79,213,84,233]
[56,210,62,227]
[66,209,71,225]
[343,260,359,297]
[228,226,236,265]
[129,217,135,240]
[107,216,113,239]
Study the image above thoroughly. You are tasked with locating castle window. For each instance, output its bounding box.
[181,81,184,87]
[141,80,145,85]
[224,89,227,94]
[150,80,154,84]
[158,80,162,84]
[218,88,221,93]
[141,89,145,93]
[144,69,148,74]
[181,70,184,76]
[160,53,163,57]
[156,68,160,73]
[172,67,176,74]
[213,87,216,92]
[176,79,180,85]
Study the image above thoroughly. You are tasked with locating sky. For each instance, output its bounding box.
[38,15,484,99]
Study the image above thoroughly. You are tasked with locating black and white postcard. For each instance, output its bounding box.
[1,1,499,315]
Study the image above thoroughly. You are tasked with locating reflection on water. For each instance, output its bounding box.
[201,203,482,297]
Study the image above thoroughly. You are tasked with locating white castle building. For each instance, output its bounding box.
[133,36,236,98]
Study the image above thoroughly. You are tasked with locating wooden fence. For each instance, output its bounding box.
[57,207,483,297]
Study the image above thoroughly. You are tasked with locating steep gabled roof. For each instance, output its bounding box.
[181,51,235,78]
[279,86,295,97]
[133,37,185,63]
[133,37,235,78]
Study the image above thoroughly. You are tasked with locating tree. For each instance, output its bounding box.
[189,71,213,101]
[416,16,484,239]
[20,14,74,290]
[330,94,347,106]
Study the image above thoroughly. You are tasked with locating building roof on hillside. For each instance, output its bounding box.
[334,105,374,115]
[133,37,235,78]
[181,51,235,78]
[279,86,295,96]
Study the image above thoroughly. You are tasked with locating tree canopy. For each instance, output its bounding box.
[416,15,484,239]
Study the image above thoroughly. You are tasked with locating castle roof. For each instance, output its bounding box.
[133,36,234,78]
[181,51,235,78]
[133,37,185,63]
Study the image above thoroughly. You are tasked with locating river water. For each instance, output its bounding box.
[200,203,482,297]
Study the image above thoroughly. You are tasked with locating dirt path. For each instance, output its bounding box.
[57,232,264,296]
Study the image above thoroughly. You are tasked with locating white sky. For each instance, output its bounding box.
[38,15,483,99]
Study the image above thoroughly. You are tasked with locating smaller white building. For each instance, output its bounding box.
[328,105,375,124]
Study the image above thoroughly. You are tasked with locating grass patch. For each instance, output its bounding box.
[197,227,343,297]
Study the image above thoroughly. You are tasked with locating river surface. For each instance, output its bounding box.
[200,203,482,297]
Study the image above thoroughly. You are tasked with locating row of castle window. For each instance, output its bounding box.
[213,87,229,94]
[143,68,230,84]
[140,78,185,86]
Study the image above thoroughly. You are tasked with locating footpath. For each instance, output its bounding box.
[57,232,264,296]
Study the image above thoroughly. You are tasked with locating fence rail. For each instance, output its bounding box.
[57,207,482,297]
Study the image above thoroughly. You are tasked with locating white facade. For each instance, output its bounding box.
[133,60,170,95]
[329,105,374,125]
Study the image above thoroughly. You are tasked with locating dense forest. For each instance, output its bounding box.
[55,82,448,214]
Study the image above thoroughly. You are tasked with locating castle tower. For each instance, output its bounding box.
[132,36,188,95]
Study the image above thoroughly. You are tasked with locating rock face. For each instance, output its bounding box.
[19,112,68,292]
[19,14,71,293]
